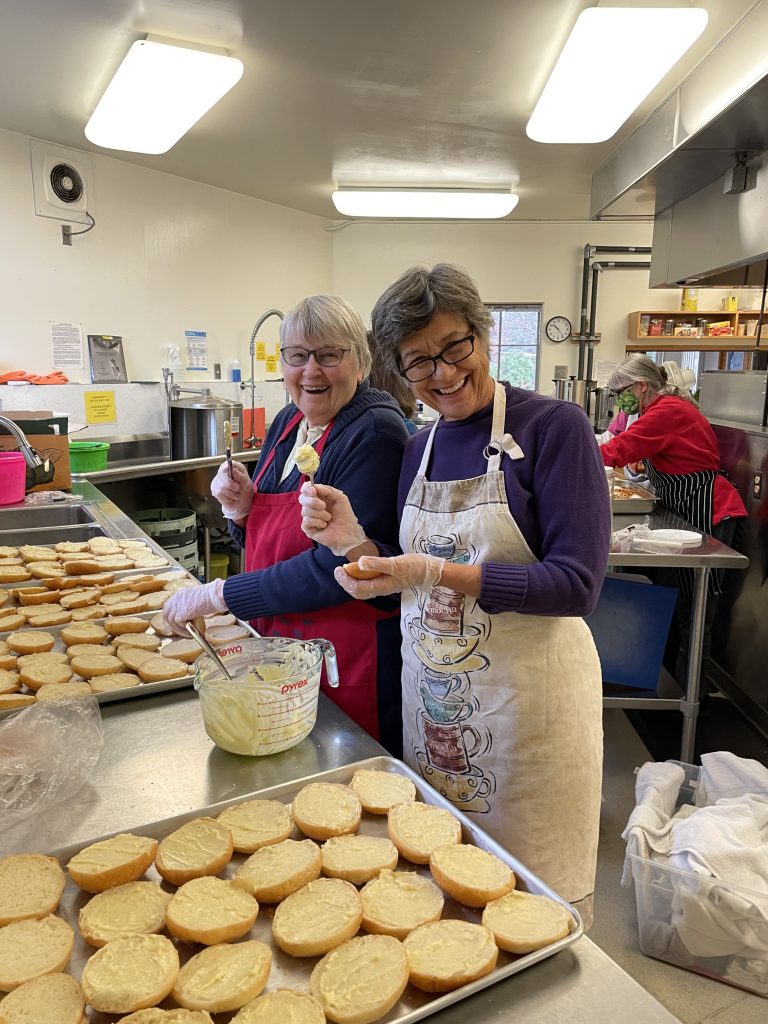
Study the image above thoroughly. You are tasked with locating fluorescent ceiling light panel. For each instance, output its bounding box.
[85,37,243,154]
[332,190,519,218]
[526,8,708,144]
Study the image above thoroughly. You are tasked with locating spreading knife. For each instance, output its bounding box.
[224,420,233,477]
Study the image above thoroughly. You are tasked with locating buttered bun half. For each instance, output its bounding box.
[360,870,444,940]
[310,934,408,1024]
[349,769,416,815]
[165,876,258,945]
[78,880,171,948]
[387,801,462,865]
[80,933,180,1013]
[155,817,233,885]
[403,919,498,993]
[272,877,362,957]
[292,783,362,840]
[67,834,157,893]
[172,941,272,1014]
[119,1009,214,1023]
[429,843,516,908]
[342,562,383,581]
[481,889,572,953]
[230,990,325,1024]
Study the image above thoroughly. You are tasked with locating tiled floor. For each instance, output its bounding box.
[592,710,767,1023]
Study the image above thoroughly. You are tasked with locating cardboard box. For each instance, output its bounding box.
[0,410,71,491]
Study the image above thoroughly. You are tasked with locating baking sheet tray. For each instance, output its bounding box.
[611,480,657,514]
[46,756,582,1024]
[1,606,257,720]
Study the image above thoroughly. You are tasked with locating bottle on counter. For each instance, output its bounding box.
[230,359,242,383]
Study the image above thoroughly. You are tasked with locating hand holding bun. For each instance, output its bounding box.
[342,562,384,581]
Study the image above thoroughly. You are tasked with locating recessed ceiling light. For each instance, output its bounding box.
[526,8,708,144]
[331,189,519,219]
[85,36,243,155]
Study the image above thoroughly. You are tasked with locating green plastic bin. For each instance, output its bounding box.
[69,441,110,472]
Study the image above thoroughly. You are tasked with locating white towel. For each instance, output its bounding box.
[696,751,768,806]
[621,761,685,883]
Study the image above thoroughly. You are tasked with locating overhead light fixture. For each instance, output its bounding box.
[84,35,243,154]
[526,8,708,144]
[331,189,519,219]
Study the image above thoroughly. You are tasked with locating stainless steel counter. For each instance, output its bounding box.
[1,691,681,1024]
[72,448,261,484]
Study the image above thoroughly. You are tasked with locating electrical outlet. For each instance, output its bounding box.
[753,472,763,499]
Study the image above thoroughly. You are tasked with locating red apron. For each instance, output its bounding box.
[244,411,391,740]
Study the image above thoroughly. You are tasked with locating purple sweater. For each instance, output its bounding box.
[398,383,610,617]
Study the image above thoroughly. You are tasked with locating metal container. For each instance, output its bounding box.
[169,392,243,460]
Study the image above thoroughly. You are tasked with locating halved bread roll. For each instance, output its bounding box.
[67,834,157,893]
[310,934,408,1024]
[429,843,516,908]
[292,783,362,840]
[35,681,93,701]
[0,972,85,1024]
[69,653,124,679]
[0,915,74,991]
[320,835,399,885]
[80,933,180,1013]
[155,817,233,885]
[120,1010,214,1023]
[89,673,141,693]
[360,869,444,940]
[387,801,462,864]
[172,941,272,1013]
[0,693,36,710]
[0,668,20,693]
[272,877,363,957]
[232,838,321,903]
[112,633,161,651]
[403,919,498,992]
[78,880,171,948]
[342,562,383,581]
[349,768,417,814]
[230,990,324,1024]
[0,854,66,926]
[481,889,572,953]
[216,799,293,854]
[165,876,258,945]
[137,656,189,683]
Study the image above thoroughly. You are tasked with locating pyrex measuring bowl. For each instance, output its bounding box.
[194,636,338,756]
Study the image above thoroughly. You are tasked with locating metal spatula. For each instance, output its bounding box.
[186,619,234,680]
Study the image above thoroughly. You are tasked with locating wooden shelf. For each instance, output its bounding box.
[627,340,761,352]
[628,310,764,345]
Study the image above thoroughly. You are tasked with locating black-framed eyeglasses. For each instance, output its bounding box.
[280,346,350,367]
[613,383,634,396]
[398,333,475,383]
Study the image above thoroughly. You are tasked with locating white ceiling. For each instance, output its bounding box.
[0,0,759,221]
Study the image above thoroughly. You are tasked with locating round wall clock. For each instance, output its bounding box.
[545,316,572,343]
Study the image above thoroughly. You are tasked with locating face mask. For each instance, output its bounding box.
[616,389,639,414]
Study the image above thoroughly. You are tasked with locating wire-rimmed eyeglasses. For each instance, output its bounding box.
[280,346,350,367]
[398,333,475,383]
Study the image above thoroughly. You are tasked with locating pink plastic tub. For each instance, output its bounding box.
[0,451,26,505]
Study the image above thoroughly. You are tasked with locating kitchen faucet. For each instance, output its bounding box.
[0,415,55,490]
[247,308,284,448]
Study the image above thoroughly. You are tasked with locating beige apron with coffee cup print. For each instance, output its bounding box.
[399,381,603,902]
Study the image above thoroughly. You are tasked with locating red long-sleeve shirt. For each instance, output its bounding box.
[600,395,746,524]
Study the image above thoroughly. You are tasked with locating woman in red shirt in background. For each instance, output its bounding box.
[600,354,746,687]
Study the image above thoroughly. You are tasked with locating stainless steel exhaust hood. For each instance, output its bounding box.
[590,1,768,288]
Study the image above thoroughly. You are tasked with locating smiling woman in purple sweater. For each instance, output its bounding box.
[300,264,610,915]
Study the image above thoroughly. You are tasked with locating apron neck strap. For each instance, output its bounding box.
[416,380,507,476]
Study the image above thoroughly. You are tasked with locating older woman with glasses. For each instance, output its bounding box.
[299,264,611,913]
[163,294,410,752]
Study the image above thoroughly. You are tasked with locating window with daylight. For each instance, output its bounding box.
[486,305,541,391]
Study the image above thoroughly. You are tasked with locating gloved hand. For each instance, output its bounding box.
[163,578,228,636]
[299,482,366,557]
[211,459,253,521]
[333,553,445,599]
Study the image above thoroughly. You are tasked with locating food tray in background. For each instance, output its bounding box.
[0,608,258,719]
[611,479,657,514]
[47,756,583,1024]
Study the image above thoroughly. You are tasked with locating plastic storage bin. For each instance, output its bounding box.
[627,762,768,995]
[0,451,26,505]
[68,441,110,472]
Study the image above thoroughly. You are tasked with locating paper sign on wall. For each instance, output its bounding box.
[50,321,84,368]
[185,330,208,371]
[265,355,278,373]
[256,342,267,361]
[84,390,116,425]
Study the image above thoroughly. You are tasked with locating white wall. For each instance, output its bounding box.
[1,128,332,382]
[331,221,692,391]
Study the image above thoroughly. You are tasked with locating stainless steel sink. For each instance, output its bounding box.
[0,504,96,528]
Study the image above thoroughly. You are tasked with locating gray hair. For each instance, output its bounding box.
[370,264,494,373]
[280,294,371,377]
[609,354,699,408]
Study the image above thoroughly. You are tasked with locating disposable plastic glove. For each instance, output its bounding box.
[333,553,445,599]
[299,482,366,556]
[211,459,253,521]
[163,578,228,636]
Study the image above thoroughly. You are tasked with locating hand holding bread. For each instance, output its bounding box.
[298,482,367,556]
[334,553,445,599]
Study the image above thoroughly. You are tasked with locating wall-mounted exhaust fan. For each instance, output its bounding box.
[30,140,94,224]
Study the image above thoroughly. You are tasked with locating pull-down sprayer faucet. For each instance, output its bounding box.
[247,309,284,448]
[0,415,55,490]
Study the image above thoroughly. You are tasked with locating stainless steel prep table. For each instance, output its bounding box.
[1,691,681,1024]
[606,509,748,763]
